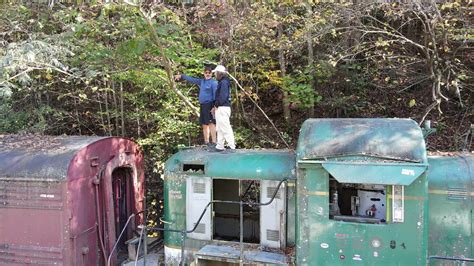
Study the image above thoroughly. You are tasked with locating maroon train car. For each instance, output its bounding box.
[0,135,145,265]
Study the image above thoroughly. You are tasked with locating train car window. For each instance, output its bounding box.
[182,163,205,174]
[392,185,404,222]
[329,176,387,224]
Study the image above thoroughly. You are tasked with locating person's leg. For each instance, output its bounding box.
[215,108,225,150]
[200,103,212,144]
[202,124,210,144]
[219,107,235,149]
[209,123,216,143]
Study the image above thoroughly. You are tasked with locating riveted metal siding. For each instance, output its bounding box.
[427,155,474,262]
[0,180,67,265]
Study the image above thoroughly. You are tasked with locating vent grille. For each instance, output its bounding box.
[193,223,206,234]
[193,183,206,194]
[447,188,468,200]
[267,187,281,199]
[266,229,280,242]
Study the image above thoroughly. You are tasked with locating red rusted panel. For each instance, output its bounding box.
[0,180,67,265]
[67,137,145,265]
[0,136,145,266]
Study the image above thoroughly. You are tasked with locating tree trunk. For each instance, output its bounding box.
[112,81,120,136]
[277,24,290,122]
[104,89,112,136]
[305,2,315,118]
[120,81,125,136]
[140,7,199,116]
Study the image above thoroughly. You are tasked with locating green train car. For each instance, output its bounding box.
[162,118,473,265]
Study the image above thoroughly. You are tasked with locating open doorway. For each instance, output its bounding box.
[111,167,135,263]
[212,179,260,243]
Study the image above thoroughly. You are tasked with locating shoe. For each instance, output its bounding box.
[207,142,216,149]
[222,148,236,154]
[209,147,225,152]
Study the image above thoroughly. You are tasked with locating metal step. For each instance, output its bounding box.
[195,244,289,265]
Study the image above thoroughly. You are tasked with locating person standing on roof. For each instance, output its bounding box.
[174,65,217,147]
[211,65,236,152]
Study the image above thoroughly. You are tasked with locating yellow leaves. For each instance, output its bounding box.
[440,2,461,11]
[45,73,53,80]
[78,93,88,100]
[408,99,416,108]
[316,17,327,25]
[375,37,389,47]
[265,70,283,86]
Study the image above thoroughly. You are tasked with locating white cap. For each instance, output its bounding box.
[212,65,227,73]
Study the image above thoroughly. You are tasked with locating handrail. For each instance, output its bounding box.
[147,178,288,265]
[105,210,145,266]
[107,213,136,266]
[429,256,474,262]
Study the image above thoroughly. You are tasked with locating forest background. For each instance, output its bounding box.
[0,0,472,228]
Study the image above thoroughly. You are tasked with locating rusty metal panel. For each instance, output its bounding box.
[0,180,67,265]
[0,244,63,265]
[0,179,63,209]
[297,118,427,162]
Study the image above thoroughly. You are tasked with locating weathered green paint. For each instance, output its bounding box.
[321,161,428,185]
[296,163,429,265]
[427,155,473,264]
[297,118,427,163]
[162,118,474,265]
[295,118,429,265]
[163,173,186,247]
[163,148,296,248]
[287,181,297,246]
[165,148,296,180]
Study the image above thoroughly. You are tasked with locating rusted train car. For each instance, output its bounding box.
[0,135,145,265]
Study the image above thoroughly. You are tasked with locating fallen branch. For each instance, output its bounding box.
[228,73,290,149]
[124,1,199,116]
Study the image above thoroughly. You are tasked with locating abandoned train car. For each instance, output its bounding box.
[162,118,473,265]
[0,135,145,265]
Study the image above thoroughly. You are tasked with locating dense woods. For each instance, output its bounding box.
[1,1,472,222]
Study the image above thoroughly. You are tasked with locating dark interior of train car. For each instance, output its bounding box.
[112,167,135,262]
[213,179,260,243]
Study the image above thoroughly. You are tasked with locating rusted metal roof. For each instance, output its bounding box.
[0,134,106,180]
[296,118,427,163]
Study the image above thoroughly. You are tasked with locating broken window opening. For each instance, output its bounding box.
[183,163,205,174]
[212,179,260,243]
[329,176,387,224]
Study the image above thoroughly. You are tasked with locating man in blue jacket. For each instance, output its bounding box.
[174,66,217,147]
[211,65,236,152]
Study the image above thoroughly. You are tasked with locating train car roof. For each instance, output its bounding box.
[165,147,296,180]
[297,118,427,163]
[0,134,106,180]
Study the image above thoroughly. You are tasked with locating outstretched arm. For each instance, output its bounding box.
[178,74,201,85]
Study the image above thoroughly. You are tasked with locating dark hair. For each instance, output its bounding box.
[204,66,213,72]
